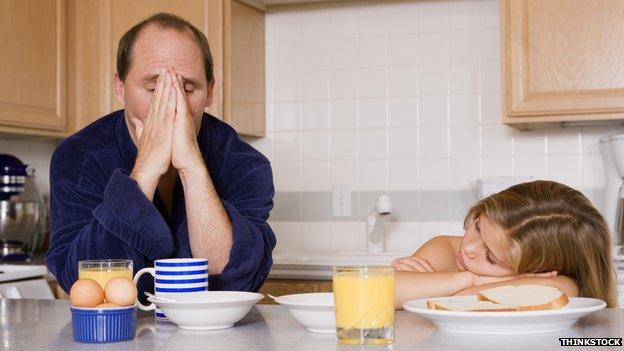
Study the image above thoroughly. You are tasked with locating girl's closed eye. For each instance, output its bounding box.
[485,250,497,265]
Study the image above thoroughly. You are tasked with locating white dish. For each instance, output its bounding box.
[148,291,263,331]
[274,292,335,334]
[403,295,606,335]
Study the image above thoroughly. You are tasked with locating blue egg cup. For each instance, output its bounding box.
[71,305,136,343]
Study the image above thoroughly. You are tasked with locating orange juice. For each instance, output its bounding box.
[333,266,394,345]
[79,268,132,289]
[78,259,133,290]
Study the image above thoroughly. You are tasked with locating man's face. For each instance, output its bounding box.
[114,24,214,142]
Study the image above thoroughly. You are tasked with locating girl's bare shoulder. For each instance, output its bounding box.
[413,235,462,271]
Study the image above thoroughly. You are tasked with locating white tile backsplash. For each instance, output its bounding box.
[330,131,358,160]
[419,32,449,64]
[331,222,363,251]
[359,99,388,128]
[329,69,358,99]
[302,161,330,191]
[302,222,332,251]
[301,100,329,130]
[262,0,622,253]
[389,97,419,128]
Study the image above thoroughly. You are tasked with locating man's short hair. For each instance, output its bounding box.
[116,13,214,84]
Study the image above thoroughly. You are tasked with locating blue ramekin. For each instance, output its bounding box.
[71,305,136,343]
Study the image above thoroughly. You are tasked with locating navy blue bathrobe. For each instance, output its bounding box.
[45,110,275,297]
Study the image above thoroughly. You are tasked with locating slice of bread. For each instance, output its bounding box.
[478,284,569,311]
[427,300,517,312]
[427,284,569,312]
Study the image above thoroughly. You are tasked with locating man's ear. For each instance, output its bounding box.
[114,73,125,106]
[205,79,216,107]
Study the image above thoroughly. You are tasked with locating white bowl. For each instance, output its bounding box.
[148,291,263,331]
[274,292,335,334]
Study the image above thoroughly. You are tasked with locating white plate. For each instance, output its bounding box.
[274,292,335,334]
[403,295,606,335]
[148,291,263,331]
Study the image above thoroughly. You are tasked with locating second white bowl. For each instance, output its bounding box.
[274,292,335,334]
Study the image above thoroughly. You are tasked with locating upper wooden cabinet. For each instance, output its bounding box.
[0,0,264,137]
[0,0,66,135]
[502,0,624,126]
[68,0,265,137]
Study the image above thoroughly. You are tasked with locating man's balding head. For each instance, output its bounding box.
[116,13,214,84]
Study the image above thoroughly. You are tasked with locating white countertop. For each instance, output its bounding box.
[2,299,622,351]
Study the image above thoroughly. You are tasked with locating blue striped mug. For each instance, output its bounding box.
[133,258,208,319]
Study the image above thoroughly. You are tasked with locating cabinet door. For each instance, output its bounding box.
[502,0,624,124]
[0,0,66,131]
[224,0,265,137]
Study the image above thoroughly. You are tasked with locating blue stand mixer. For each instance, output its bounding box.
[0,154,45,261]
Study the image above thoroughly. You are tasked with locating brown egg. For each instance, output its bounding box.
[96,302,120,308]
[70,278,105,307]
[104,277,137,306]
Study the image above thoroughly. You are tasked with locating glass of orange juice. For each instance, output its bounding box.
[78,259,133,289]
[332,265,394,345]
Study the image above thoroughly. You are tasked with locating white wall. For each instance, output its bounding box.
[251,0,623,254]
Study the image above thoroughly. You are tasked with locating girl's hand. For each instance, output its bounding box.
[391,256,435,272]
[471,270,558,286]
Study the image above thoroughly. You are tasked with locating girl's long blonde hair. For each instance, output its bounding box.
[464,180,618,307]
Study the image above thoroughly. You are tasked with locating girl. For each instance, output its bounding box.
[393,180,618,308]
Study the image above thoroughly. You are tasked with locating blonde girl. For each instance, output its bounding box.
[394,180,618,308]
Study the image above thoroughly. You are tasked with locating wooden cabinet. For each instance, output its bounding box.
[258,279,333,305]
[0,0,67,135]
[502,0,624,126]
[1,0,264,137]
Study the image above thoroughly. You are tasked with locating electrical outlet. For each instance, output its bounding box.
[332,185,351,217]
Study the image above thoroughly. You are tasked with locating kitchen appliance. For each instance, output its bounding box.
[599,134,624,306]
[599,135,624,253]
[0,264,54,299]
[0,154,45,261]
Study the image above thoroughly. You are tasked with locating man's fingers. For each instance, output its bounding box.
[164,74,177,124]
[150,69,167,119]
[172,73,189,120]
[157,72,173,120]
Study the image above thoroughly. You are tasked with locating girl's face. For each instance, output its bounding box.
[457,214,514,277]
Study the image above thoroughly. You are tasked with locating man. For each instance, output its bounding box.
[45,13,275,297]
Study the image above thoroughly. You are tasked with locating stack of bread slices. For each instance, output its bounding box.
[427,285,569,312]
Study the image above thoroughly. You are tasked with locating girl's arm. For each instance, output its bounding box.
[395,270,474,309]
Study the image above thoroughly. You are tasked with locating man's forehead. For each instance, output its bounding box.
[129,25,204,82]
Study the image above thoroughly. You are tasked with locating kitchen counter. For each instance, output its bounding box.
[1,299,622,351]
[269,251,408,280]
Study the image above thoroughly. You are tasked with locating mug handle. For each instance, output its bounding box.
[133,267,156,311]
